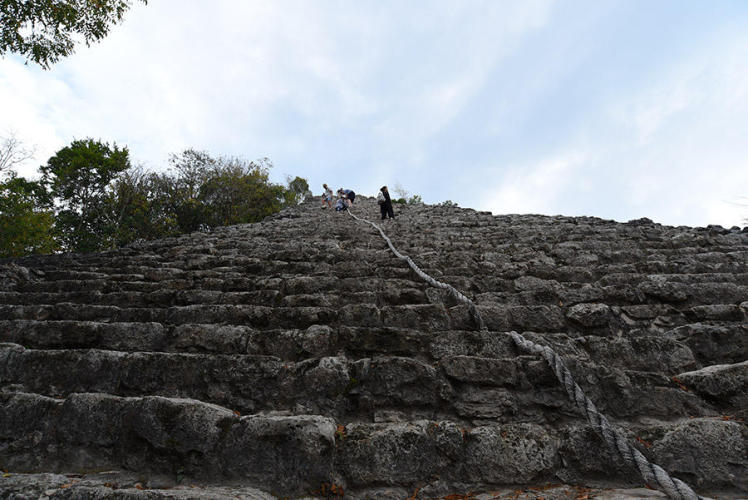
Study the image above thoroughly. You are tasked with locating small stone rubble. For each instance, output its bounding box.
[0,196,746,499]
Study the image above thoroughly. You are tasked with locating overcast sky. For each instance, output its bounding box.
[2,0,747,227]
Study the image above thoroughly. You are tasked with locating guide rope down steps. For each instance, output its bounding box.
[345,208,711,500]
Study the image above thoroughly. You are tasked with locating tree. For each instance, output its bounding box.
[198,158,284,227]
[284,175,312,205]
[161,150,309,232]
[0,131,35,178]
[392,182,410,201]
[40,138,131,252]
[106,166,180,246]
[1,0,147,69]
[392,182,422,205]
[0,175,57,257]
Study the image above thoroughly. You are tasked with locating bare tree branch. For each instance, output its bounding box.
[0,131,37,177]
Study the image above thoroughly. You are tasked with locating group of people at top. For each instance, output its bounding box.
[320,184,395,220]
[320,184,354,211]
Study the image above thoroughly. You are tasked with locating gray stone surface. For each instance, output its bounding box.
[1,197,747,498]
[677,361,748,413]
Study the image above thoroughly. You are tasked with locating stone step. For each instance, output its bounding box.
[2,473,719,500]
[0,391,742,496]
[677,361,748,415]
[9,251,743,280]
[0,344,720,421]
[0,303,337,328]
[0,392,335,497]
[0,320,167,351]
[667,322,748,365]
[10,271,429,295]
[0,302,467,330]
[0,472,276,500]
[0,317,712,375]
[0,288,421,309]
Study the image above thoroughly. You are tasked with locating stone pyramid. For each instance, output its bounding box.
[0,196,746,499]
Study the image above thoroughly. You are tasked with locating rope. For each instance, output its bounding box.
[345,207,710,500]
[346,209,485,329]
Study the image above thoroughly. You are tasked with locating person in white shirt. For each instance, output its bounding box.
[321,183,333,209]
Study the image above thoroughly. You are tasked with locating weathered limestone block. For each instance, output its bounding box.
[566,303,611,327]
[462,423,560,483]
[339,304,382,327]
[0,391,60,445]
[668,323,748,365]
[0,264,35,291]
[1,392,336,496]
[429,330,516,360]
[556,425,630,484]
[338,326,430,357]
[677,361,748,408]
[353,356,445,407]
[689,304,744,322]
[567,336,696,373]
[57,393,129,447]
[441,355,519,386]
[620,304,678,320]
[475,303,512,330]
[130,396,234,456]
[380,304,451,330]
[452,386,519,419]
[651,419,748,491]
[170,323,251,353]
[687,282,747,305]
[338,421,462,486]
[514,276,562,294]
[1,346,126,396]
[509,305,565,331]
[298,356,353,399]
[221,415,337,495]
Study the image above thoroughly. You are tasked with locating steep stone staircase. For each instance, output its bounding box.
[0,197,746,499]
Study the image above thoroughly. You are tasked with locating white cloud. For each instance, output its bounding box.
[2,0,746,229]
[479,153,587,215]
[2,0,556,189]
[476,30,748,228]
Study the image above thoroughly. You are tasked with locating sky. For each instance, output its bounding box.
[1,0,747,228]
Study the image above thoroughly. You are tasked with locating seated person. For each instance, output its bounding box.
[334,196,347,211]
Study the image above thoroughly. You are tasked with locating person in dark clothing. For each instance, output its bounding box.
[379,185,395,220]
[338,188,355,207]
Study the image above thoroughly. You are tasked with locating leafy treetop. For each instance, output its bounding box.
[0,0,146,69]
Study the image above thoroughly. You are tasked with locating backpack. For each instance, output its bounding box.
[377,191,385,204]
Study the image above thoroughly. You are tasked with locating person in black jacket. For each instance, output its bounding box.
[379,185,395,220]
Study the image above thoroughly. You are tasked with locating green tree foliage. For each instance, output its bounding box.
[2,140,310,256]
[106,167,180,247]
[164,150,297,231]
[40,138,131,252]
[392,182,422,205]
[0,175,57,257]
[284,176,312,206]
[107,149,311,246]
[1,0,146,69]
